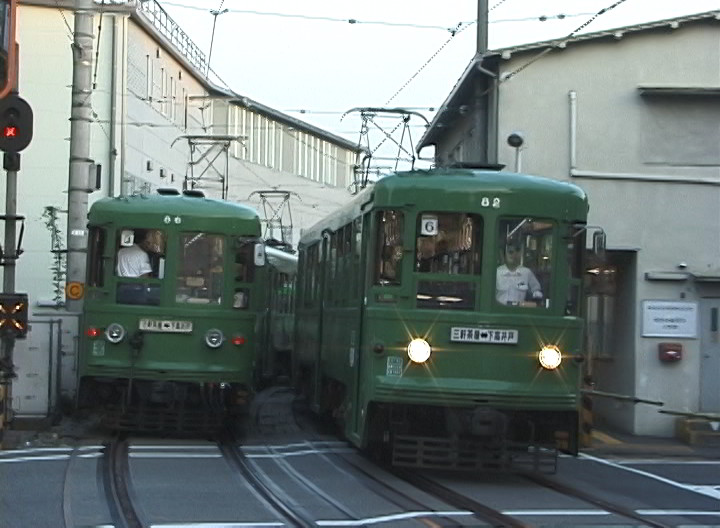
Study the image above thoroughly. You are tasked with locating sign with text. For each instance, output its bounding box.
[642,300,697,338]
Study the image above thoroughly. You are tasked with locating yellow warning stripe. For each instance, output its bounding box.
[591,430,622,445]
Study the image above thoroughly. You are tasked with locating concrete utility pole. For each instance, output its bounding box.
[66,0,95,312]
[477,0,488,54]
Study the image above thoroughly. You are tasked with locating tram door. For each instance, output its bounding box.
[699,298,720,412]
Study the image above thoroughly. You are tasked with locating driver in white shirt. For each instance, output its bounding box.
[116,229,153,278]
[496,242,542,305]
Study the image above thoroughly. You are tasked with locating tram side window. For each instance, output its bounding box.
[374,210,404,286]
[302,243,319,308]
[353,216,363,300]
[115,228,166,306]
[87,226,106,287]
[176,232,225,305]
[496,217,554,308]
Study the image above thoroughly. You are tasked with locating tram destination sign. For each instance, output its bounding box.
[641,300,697,338]
[139,318,193,333]
[450,327,518,344]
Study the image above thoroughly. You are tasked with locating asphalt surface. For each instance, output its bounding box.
[3,419,720,461]
[585,427,720,460]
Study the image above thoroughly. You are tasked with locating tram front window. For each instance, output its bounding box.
[115,227,166,305]
[176,232,225,305]
[415,212,482,310]
[496,217,554,308]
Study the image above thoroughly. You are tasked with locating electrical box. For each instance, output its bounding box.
[658,342,682,362]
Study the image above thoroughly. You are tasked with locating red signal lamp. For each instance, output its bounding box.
[231,335,246,346]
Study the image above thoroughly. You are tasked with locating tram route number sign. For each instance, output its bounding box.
[450,327,519,344]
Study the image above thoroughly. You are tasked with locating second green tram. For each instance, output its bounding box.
[78,189,268,430]
[293,167,592,470]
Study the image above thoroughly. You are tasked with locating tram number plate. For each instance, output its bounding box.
[139,319,193,333]
[450,327,518,344]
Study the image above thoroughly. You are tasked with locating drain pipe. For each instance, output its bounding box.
[569,90,577,174]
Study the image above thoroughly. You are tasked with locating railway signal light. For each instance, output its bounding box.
[0,94,32,153]
[0,0,17,100]
[0,293,28,338]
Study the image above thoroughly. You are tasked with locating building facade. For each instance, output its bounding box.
[5,0,361,417]
[418,11,720,437]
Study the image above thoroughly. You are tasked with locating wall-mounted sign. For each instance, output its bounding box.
[642,300,697,338]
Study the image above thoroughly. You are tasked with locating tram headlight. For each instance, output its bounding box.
[205,328,224,349]
[105,323,126,344]
[538,345,562,370]
[407,338,431,364]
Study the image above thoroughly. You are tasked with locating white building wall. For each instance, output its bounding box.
[495,23,720,436]
[2,5,74,306]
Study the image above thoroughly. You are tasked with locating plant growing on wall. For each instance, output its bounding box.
[42,206,67,306]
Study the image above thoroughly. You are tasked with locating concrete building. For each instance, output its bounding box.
[4,0,362,418]
[417,11,720,437]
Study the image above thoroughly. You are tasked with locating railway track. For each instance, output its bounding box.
[102,438,145,528]
[520,470,674,528]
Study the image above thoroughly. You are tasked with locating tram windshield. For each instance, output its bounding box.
[413,212,482,310]
[496,217,554,309]
[415,213,482,275]
[176,232,224,305]
[115,228,166,306]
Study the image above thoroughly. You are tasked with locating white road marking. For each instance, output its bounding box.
[316,510,472,526]
[580,452,720,499]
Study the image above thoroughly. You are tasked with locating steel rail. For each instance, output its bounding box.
[103,438,144,528]
[521,471,673,528]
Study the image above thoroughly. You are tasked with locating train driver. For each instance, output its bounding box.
[496,242,543,306]
[117,229,152,278]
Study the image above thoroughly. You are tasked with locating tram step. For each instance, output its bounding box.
[675,418,720,447]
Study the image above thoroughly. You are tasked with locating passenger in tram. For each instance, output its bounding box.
[496,241,543,306]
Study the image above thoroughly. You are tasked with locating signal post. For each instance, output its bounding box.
[0,0,32,444]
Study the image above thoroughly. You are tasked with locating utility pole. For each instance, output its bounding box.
[474,0,498,164]
[65,0,95,312]
[477,0,488,54]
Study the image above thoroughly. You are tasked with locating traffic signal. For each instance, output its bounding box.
[0,94,32,153]
[0,293,28,338]
[0,0,17,99]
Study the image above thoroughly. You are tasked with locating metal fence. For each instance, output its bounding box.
[137,0,209,74]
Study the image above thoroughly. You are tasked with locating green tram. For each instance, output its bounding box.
[78,189,268,430]
[257,244,298,385]
[293,167,594,470]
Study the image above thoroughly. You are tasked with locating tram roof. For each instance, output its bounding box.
[374,168,587,197]
[89,192,261,227]
[299,168,588,243]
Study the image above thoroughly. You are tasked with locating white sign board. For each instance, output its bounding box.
[420,215,438,236]
[642,300,697,338]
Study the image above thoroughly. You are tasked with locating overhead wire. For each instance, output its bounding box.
[383,0,511,106]
[53,0,75,42]
[160,1,462,33]
[501,0,632,82]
